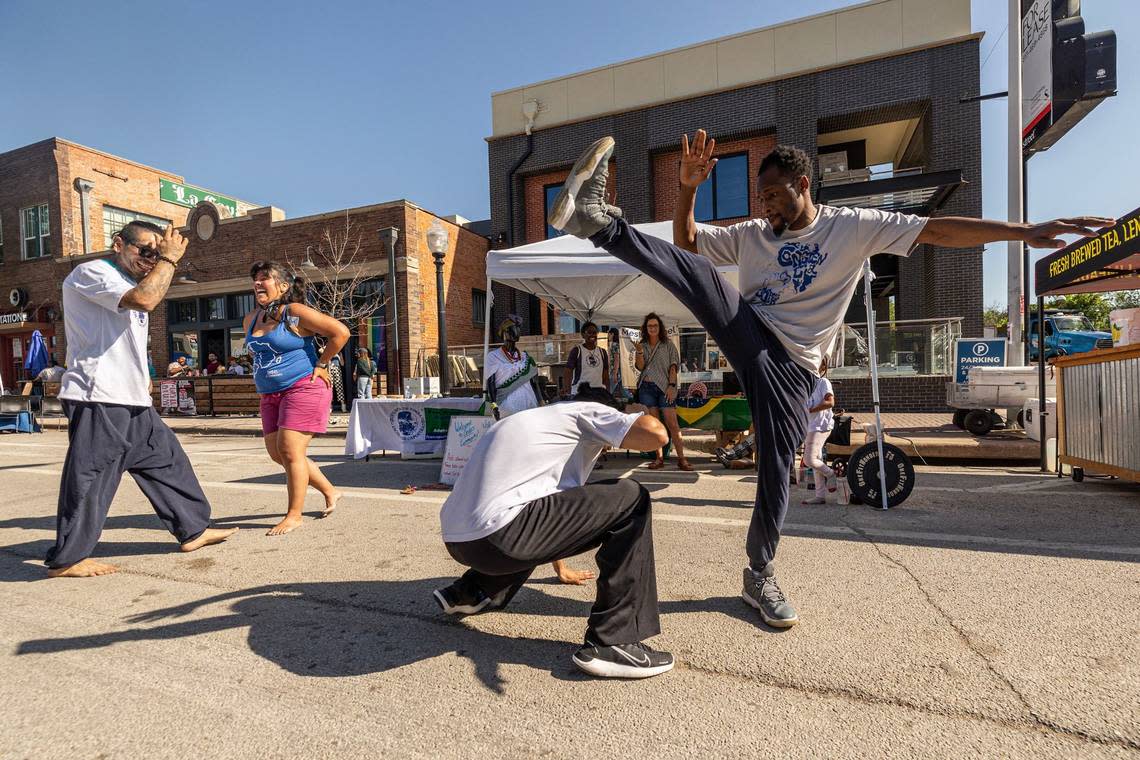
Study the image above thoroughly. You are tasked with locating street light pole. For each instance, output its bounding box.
[379,227,401,396]
[1007,0,1025,364]
[427,219,451,396]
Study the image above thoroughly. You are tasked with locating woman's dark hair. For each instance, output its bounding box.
[580,320,599,337]
[639,312,665,343]
[249,260,306,304]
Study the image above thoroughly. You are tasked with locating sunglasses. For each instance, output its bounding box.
[124,238,161,259]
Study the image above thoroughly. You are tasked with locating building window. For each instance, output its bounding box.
[102,205,171,250]
[170,299,199,324]
[20,204,51,259]
[205,296,226,321]
[694,153,749,222]
[0,215,5,261]
[229,293,255,318]
[472,289,487,325]
[543,183,565,239]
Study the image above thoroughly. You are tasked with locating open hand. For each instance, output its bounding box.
[158,224,188,262]
[680,129,717,189]
[1023,216,1116,249]
[554,561,596,585]
[311,365,332,388]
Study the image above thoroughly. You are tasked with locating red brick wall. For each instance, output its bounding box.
[830,375,951,413]
[56,140,189,255]
[651,134,776,223]
[154,202,488,390]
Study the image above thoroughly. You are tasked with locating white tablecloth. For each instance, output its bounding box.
[345,397,486,459]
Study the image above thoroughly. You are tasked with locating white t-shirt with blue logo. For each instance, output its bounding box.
[59,259,153,407]
[696,205,927,373]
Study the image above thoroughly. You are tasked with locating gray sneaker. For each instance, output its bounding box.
[742,565,798,628]
[549,136,622,238]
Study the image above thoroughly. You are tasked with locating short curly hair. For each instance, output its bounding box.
[757,145,812,181]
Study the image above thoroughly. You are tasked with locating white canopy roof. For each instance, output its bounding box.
[485,221,738,328]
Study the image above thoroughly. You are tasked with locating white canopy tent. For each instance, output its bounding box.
[481,221,737,359]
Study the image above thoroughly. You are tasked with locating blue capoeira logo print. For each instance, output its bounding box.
[776,242,828,293]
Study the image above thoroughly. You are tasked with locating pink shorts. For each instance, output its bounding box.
[260,376,332,435]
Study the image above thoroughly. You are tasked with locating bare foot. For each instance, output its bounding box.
[47,558,119,578]
[180,527,239,552]
[266,515,303,536]
[320,491,343,518]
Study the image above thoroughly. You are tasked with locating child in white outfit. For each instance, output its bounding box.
[802,364,836,505]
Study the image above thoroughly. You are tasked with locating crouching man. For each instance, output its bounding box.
[435,390,673,679]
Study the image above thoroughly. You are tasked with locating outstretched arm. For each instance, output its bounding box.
[620,413,669,452]
[673,130,718,254]
[917,216,1115,250]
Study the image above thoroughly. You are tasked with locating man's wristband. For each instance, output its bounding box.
[156,255,180,268]
[315,361,329,369]
[667,383,677,388]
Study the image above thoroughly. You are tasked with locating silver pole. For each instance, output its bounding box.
[863,260,889,510]
[1007,0,1026,364]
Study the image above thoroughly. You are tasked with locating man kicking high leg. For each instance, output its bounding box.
[551,133,1112,627]
[47,221,237,577]
[435,390,673,679]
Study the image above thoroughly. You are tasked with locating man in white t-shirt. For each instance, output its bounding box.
[48,221,237,578]
[551,133,1113,628]
[435,393,673,679]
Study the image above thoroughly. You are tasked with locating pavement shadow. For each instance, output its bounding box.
[14,579,600,692]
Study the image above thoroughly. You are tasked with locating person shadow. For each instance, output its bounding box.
[14,578,768,690]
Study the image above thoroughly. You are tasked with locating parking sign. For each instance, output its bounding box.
[955,339,1007,383]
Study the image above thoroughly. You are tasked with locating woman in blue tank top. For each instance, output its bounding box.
[244,260,350,536]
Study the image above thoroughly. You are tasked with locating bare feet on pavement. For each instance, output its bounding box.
[267,515,303,536]
[180,527,239,552]
[47,558,119,578]
[320,491,343,518]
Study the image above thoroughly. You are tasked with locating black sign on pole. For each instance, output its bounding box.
[1035,207,1140,295]
[1022,0,1117,156]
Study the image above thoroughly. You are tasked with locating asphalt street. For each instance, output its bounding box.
[1,431,1137,759]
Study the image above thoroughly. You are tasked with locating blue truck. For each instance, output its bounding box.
[1027,310,1113,361]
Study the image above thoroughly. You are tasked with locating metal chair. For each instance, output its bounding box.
[38,397,66,432]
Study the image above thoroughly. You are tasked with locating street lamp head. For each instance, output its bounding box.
[426,219,449,257]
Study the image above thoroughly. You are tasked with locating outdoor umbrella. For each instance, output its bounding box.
[24,329,48,378]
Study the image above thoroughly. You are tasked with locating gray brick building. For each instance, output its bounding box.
[485,0,985,353]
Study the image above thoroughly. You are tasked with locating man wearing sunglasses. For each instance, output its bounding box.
[49,221,237,578]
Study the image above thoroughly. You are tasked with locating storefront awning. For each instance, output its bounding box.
[818,169,964,216]
[1036,206,1140,295]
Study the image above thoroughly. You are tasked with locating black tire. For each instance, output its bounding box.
[952,410,967,429]
[964,409,993,436]
[846,442,916,508]
[1072,467,1084,483]
[1015,410,1026,429]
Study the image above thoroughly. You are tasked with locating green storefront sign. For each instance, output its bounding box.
[159,179,239,218]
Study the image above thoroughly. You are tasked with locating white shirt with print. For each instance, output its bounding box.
[697,205,927,373]
[805,376,835,433]
[59,259,152,407]
[439,402,642,543]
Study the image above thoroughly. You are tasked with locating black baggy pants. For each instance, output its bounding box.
[592,218,815,569]
[445,478,659,646]
[45,401,213,568]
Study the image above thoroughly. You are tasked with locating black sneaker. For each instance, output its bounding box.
[433,579,494,616]
[572,641,675,679]
[741,565,798,628]
[714,446,732,467]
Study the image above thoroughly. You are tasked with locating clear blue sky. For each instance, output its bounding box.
[1,0,1135,308]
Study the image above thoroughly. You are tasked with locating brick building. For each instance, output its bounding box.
[485,0,985,410]
[162,200,489,395]
[0,137,490,397]
[0,137,254,386]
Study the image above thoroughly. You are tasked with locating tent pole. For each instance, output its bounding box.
[863,260,889,510]
[482,274,493,387]
[1037,295,1048,472]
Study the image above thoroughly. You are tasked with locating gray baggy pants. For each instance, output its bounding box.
[45,401,213,568]
[591,218,815,570]
[445,478,659,646]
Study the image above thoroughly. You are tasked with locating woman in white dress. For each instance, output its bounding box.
[484,317,541,418]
